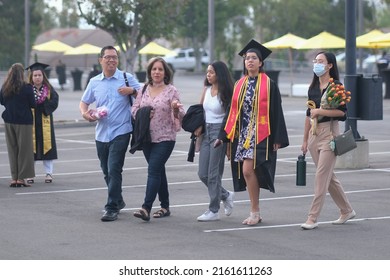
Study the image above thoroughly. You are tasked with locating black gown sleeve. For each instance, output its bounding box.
[43,87,59,116]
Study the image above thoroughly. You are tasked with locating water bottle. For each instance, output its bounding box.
[296,154,306,186]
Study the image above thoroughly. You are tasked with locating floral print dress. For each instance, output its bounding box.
[235,76,257,162]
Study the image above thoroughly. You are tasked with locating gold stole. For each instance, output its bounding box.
[32,89,52,154]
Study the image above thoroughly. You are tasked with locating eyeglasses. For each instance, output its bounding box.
[103,55,118,61]
[245,56,259,61]
[312,59,327,64]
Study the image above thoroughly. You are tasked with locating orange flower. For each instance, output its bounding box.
[323,78,351,109]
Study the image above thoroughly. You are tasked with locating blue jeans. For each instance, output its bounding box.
[96,133,130,212]
[198,123,229,213]
[141,141,175,212]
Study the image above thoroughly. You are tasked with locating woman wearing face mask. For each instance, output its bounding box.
[300,51,355,230]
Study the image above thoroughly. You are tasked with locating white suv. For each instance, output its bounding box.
[163,48,209,72]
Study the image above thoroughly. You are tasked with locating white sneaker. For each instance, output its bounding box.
[223,191,234,216]
[197,210,219,222]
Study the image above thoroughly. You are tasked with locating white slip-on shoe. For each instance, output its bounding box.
[223,191,234,216]
[197,210,220,222]
[300,222,318,230]
[332,210,356,225]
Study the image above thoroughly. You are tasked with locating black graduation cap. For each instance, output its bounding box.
[25,62,50,71]
[238,39,272,61]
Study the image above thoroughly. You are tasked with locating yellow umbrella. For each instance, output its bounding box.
[263,33,306,49]
[63,43,102,55]
[295,31,345,49]
[356,29,385,48]
[63,43,102,69]
[263,33,307,85]
[369,32,390,47]
[138,42,176,55]
[32,39,73,52]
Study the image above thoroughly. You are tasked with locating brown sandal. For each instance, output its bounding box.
[153,208,171,218]
[133,208,150,221]
[16,180,31,187]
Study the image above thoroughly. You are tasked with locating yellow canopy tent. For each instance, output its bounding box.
[32,39,73,52]
[263,33,306,49]
[63,43,102,55]
[356,29,386,48]
[64,43,102,68]
[295,31,345,49]
[263,33,307,85]
[369,32,390,47]
[138,42,176,55]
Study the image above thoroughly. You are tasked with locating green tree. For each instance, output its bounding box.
[77,0,187,72]
[175,0,209,72]
[214,0,252,72]
[173,0,250,72]
[59,0,80,28]
[0,0,51,69]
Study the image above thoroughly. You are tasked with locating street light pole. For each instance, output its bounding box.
[345,0,360,139]
[208,0,215,64]
[25,0,30,67]
[337,0,369,169]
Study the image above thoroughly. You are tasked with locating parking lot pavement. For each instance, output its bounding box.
[0,71,390,261]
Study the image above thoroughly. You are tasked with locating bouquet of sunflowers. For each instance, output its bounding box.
[320,78,351,109]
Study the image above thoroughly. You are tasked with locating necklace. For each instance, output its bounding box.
[33,84,49,104]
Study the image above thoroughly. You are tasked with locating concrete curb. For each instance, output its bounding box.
[0,119,94,132]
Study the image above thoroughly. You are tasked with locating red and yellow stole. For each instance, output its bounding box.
[224,73,270,145]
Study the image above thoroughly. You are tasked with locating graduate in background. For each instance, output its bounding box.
[215,39,289,226]
[26,62,59,184]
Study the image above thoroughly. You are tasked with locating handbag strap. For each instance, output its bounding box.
[330,111,351,138]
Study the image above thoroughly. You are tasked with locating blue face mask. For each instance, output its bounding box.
[313,63,327,77]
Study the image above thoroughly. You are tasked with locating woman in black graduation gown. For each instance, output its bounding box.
[216,39,289,226]
[27,62,59,183]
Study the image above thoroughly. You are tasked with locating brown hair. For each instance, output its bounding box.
[1,63,27,98]
[146,57,173,85]
[27,68,52,89]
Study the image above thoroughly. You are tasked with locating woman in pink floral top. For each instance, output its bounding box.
[132,57,185,221]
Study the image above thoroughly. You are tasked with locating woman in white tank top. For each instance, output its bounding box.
[195,61,235,222]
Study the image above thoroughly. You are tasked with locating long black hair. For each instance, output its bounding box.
[309,51,340,90]
[204,60,234,110]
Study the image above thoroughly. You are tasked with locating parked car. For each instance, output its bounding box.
[163,48,209,72]
[362,54,382,73]
[336,51,369,73]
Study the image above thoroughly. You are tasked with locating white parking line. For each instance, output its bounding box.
[203,216,390,233]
